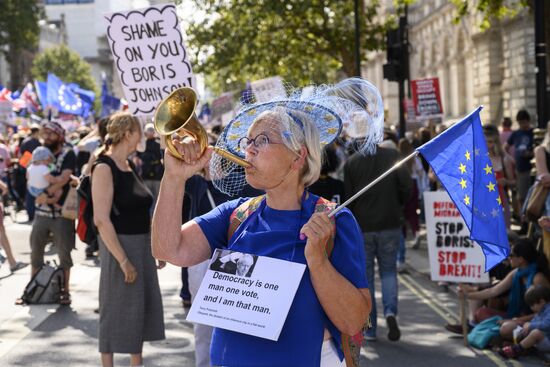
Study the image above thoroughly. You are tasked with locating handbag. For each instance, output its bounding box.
[525,181,549,221]
[467,316,502,349]
[61,186,78,220]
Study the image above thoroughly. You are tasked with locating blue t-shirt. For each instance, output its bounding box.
[194,193,368,367]
[507,129,534,172]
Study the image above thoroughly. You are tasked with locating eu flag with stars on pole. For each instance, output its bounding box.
[417,106,509,271]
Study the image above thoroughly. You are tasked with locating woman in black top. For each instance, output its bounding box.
[92,112,165,367]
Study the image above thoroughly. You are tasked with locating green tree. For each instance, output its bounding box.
[450,0,529,29]
[180,0,393,94]
[0,0,42,90]
[31,44,101,113]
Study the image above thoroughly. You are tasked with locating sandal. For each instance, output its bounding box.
[498,345,523,359]
[59,292,72,306]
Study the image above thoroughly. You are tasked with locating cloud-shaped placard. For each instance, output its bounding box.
[105,4,195,115]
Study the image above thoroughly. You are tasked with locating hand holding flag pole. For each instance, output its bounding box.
[328,106,510,271]
[328,150,419,217]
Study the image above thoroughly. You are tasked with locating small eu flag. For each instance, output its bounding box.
[417,107,509,271]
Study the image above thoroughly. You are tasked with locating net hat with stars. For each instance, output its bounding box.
[210,77,384,195]
[219,77,384,158]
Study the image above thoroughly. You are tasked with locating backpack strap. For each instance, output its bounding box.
[227,195,265,242]
[313,197,337,257]
[227,194,365,367]
[314,197,367,367]
[54,145,72,174]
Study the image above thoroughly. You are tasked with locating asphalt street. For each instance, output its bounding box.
[0,213,544,366]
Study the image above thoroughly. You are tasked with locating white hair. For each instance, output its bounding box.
[237,254,254,266]
[253,107,322,187]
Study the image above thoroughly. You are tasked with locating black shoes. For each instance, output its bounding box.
[386,315,401,341]
[444,323,472,334]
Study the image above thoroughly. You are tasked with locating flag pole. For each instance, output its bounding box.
[460,289,469,346]
[329,150,419,218]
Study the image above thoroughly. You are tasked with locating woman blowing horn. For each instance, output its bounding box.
[152,78,384,366]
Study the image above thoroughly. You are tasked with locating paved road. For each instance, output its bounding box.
[0,214,543,366]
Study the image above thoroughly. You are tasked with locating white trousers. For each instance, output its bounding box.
[320,339,346,367]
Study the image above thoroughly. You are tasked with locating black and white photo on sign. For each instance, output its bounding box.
[209,249,258,278]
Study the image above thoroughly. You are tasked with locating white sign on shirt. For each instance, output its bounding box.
[187,249,306,341]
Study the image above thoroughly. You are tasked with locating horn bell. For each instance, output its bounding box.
[154,87,250,168]
[154,87,208,160]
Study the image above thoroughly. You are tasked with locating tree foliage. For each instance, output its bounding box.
[450,0,530,29]
[32,45,100,112]
[0,0,42,89]
[180,0,393,94]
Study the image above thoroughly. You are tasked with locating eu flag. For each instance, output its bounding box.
[417,107,509,271]
[34,80,48,109]
[100,75,120,118]
[46,73,94,116]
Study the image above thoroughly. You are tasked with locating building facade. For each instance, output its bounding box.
[43,0,150,95]
[364,0,537,128]
[0,18,67,89]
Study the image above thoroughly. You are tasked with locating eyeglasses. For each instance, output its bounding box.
[238,133,282,151]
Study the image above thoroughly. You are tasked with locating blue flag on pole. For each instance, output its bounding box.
[100,75,120,117]
[417,107,510,271]
[46,73,94,117]
[34,80,48,109]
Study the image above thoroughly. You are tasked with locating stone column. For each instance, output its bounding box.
[462,52,477,113]
[449,59,460,116]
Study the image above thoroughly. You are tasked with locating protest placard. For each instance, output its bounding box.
[424,191,489,283]
[187,249,306,341]
[0,100,13,123]
[411,78,443,120]
[104,3,195,115]
[251,76,286,103]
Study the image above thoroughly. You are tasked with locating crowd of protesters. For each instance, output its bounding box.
[0,106,548,365]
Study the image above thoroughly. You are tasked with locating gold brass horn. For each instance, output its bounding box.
[153,87,250,168]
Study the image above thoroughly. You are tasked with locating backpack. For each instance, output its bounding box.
[467,316,503,349]
[76,156,129,244]
[20,261,64,304]
[227,195,368,367]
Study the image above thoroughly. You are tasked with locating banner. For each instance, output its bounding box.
[251,76,286,103]
[411,78,443,120]
[187,249,306,341]
[0,100,13,122]
[104,3,195,115]
[211,93,235,120]
[424,191,489,283]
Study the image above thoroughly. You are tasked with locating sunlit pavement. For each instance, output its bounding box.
[0,215,542,366]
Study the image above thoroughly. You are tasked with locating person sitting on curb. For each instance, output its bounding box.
[499,285,550,359]
[446,239,550,334]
